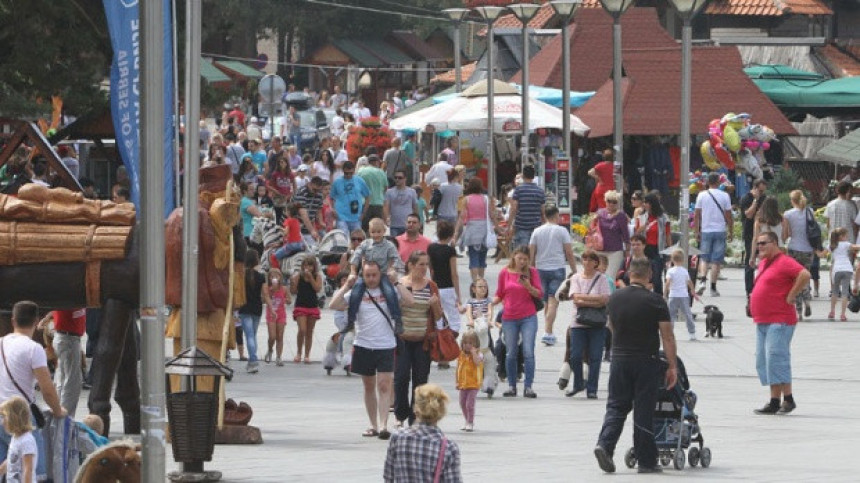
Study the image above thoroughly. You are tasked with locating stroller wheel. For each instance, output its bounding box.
[699,447,711,468]
[673,449,685,470]
[688,447,700,467]
[660,455,671,467]
[624,448,637,469]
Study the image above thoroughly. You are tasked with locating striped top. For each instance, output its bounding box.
[466,298,490,322]
[401,283,432,341]
[292,186,323,234]
[512,182,545,231]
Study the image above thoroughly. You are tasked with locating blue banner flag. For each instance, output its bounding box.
[104,0,176,217]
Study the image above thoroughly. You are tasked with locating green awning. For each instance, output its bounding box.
[745,64,860,120]
[332,39,383,67]
[818,129,860,166]
[201,58,231,84]
[214,60,265,80]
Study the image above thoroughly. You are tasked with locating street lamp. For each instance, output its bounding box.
[599,0,635,203]
[549,0,582,156]
[474,5,507,198]
[668,0,709,258]
[509,3,541,167]
[442,8,470,93]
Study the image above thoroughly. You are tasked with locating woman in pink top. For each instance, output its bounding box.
[456,178,498,281]
[492,246,542,398]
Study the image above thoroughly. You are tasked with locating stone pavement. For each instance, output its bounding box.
[96,256,860,481]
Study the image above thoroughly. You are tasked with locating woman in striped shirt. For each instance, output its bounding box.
[394,251,443,426]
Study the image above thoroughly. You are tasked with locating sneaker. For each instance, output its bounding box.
[753,402,780,415]
[637,466,663,474]
[503,387,517,397]
[586,392,598,399]
[566,386,585,397]
[557,378,569,390]
[486,388,494,398]
[523,388,537,398]
[594,446,616,473]
[541,333,557,346]
[777,400,797,414]
[246,362,259,374]
[696,279,706,296]
[276,357,284,367]
[689,333,697,341]
[814,289,820,298]
[464,423,474,432]
[804,303,811,317]
[710,288,720,297]
[264,351,272,363]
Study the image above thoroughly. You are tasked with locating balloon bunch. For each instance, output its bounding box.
[699,113,776,181]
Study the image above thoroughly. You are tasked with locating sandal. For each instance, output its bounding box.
[362,428,379,437]
[303,357,311,364]
[293,356,301,363]
[378,429,391,440]
[841,315,848,321]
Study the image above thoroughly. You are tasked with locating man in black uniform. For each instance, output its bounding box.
[594,258,677,474]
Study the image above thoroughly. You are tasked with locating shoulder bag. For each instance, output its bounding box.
[423,282,460,362]
[585,213,604,251]
[529,268,545,312]
[804,207,823,250]
[484,195,498,249]
[1,338,46,428]
[433,436,449,483]
[574,274,608,329]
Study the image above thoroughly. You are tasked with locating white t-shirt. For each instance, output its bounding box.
[6,432,37,483]
[832,241,854,273]
[529,223,572,271]
[425,161,453,186]
[666,266,691,298]
[0,334,47,402]
[695,188,731,233]
[331,115,345,137]
[349,287,398,350]
[312,161,331,182]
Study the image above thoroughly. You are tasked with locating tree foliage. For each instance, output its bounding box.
[0,0,111,117]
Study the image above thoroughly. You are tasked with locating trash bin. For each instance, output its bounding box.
[165,347,232,472]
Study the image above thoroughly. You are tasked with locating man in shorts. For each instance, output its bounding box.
[329,261,413,440]
[529,205,578,346]
[694,173,733,297]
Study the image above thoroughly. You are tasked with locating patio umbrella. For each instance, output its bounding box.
[389,80,590,136]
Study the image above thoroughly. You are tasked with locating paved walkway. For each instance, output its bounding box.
[96,253,860,481]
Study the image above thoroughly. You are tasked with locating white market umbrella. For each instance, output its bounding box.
[390,80,590,136]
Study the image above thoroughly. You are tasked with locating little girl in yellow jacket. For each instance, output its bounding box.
[456,330,483,432]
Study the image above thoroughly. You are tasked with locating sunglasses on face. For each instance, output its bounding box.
[756,240,772,246]
[351,237,364,242]
[606,200,618,204]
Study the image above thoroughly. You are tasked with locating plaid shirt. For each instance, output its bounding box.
[384,423,462,482]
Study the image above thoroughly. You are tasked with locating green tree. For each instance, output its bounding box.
[0,0,111,117]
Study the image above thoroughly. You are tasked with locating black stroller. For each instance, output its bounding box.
[624,353,712,471]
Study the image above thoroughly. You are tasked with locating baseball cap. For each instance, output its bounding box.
[298,164,309,172]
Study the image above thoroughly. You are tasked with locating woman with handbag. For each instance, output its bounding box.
[595,190,630,281]
[782,190,817,319]
[395,251,444,427]
[566,250,612,399]
[456,178,497,281]
[492,246,543,399]
[635,192,672,295]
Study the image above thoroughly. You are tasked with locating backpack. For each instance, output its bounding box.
[585,214,604,251]
[805,208,822,251]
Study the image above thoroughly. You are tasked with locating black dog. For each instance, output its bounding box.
[703,305,724,338]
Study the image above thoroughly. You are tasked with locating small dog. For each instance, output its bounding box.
[703,305,724,338]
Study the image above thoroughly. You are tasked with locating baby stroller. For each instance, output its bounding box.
[316,229,350,297]
[624,353,712,471]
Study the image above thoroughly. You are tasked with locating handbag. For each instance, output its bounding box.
[1,338,46,428]
[484,195,498,249]
[574,275,607,329]
[804,207,823,251]
[585,214,604,251]
[425,315,460,362]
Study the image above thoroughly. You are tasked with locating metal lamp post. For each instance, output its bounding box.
[474,5,507,198]
[599,0,635,203]
[443,8,470,93]
[668,0,709,258]
[509,3,541,167]
[549,0,582,156]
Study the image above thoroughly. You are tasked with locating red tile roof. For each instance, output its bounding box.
[477,1,602,36]
[573,46,797,137]
[816,44,860,77]
[511,8,678,92]
[430,62,478,84]
[705,0,831,16]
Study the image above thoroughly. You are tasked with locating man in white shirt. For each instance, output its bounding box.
[329,262,413,440]
[425,153,453,187]
[331,108,345,137]
[0,301,67,477]
[694,173,733,297]
[529,206,578,346]
[329,85,347,110]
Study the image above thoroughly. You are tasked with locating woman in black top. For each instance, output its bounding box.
[291,256,323,363]
[238,249,265,373]
[427,220,463,334]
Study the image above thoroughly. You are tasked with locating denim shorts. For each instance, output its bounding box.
[755,323,795,386]
[699,231,727,264]
[468,245,488,269]
[538,268,566,302]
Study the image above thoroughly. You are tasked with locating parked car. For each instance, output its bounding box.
[295,109,330,155]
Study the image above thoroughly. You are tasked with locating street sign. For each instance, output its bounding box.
[502,120,522,133]
[258,74,286,104]
[557,157,570,209]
